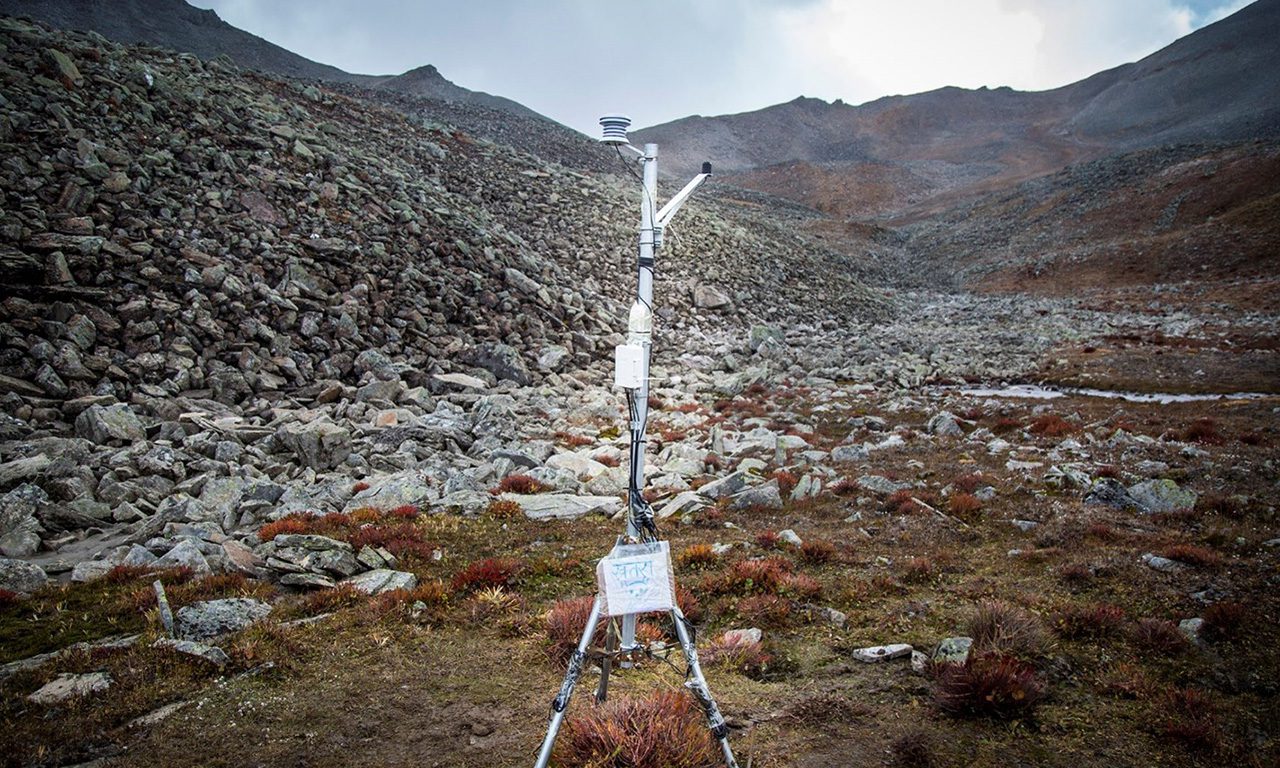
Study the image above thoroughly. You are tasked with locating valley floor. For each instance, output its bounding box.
[2,336,1277,767]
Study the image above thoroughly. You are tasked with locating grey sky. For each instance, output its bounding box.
[189,0,1252,134]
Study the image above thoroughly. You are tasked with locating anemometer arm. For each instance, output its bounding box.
[656,163,712,229]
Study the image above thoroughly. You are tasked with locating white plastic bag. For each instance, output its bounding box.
[596,541,675,617]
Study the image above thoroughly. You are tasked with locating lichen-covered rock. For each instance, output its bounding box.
[74,404,144,444]
[1128,479,1197,514]
[344,568,418,595]
[0,557,48,594]
[275,420,351,470]
[175,598,273,640]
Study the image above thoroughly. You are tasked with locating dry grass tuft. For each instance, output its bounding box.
[677,543,718,569]
[1051,602,1127,639]
[1201,601,1248,642]
[1181,417,1222,445]
[799,539,835,564]
[967,600,1050,660]
[1030,414,1077,437]
[1159,688,1220,751]
[754,530,783,550]
[890,729,938,768]
[948,492,982,516]
[1132,618,1189,654]
[932,652,1045,719]
[494,474,550,494]
[554,690,720,768]
[544,595,603,665]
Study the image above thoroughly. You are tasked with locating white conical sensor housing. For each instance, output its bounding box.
[599,114,631,145]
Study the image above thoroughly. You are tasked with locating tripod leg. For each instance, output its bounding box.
[534,594,604,768]
[670,606,740,768]
[595,617,617,702]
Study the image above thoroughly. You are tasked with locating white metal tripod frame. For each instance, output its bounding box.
[531,138,735,767]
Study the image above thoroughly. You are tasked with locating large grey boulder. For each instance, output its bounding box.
[0,483,47,557]
[1085,478,1138,510]
[693,283,731,309]
[75,404,144,444]
[857,475,911,495]
[0,557,48,594]
[698,471,751,500]
[344,470,435,512]
[176,598,273,640]
[462,343,531,386]
[275,420,351,470]
[1128,479,1197,514]
[926,411,965,437]
[504,493,622,521]
[154,539,212,576]
[729,482,784,510]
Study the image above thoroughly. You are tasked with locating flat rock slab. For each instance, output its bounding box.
[176,598,272,640]
[1141,553,1185,573]
[503,493,622,521]
[28,672,111,705]
[722,627,763,645]
[432,372,489,390]
[344,568,417,595]
[153,637,230,667]
[853,643,913,663]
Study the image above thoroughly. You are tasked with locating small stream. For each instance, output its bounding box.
[956,384,1274,405]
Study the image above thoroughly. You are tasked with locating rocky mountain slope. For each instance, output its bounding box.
[634,0,1280,220]
[0,0,547,121]
[0,14,887,414]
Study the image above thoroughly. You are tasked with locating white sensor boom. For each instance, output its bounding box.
[599,114,631,145]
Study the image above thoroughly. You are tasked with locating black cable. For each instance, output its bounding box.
[615,146,642,182]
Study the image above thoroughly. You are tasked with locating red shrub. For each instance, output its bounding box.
[704,634,775,679]
[351,481,370,493]
[555,431,595,448]
[545,595,604,665]
[1030,414,1077,437]
[495,474,549,494]
[1056,563,1094,588]
[1085,522,1119,541]
[736,594,793,626]
[1161,544,1222,568]
[1094,465,1121,479]
[952,472,984,494]
[388,504,420,519]
[554,690,720,768]
[451,557,522,593]
[1160,688,1219,751]
[967,600,1050,659]
[771,470,798,498]
[830,478,860,496]
[1201,601,1248,642]
[1132,618,1189,654]
[675,585,703,624]
[799,540,835,565]
[257,513,317,542]
[932,653,1045,719]
[103,564,156,584]
[298,583,364,614]
[948,493,982,516]
[1182,418,1222,445]
[347,522,435,560]
[0,588,22,609]
[723,557,792,594]
[778,573,821,600]
[703,454,724,471]
[754,530,782,550]
[594,453,621,468]
[992,417,1023,433]
[1051,603,1126,639]
[903,557,935,583]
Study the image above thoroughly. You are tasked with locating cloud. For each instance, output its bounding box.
[189,0,1256,133]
